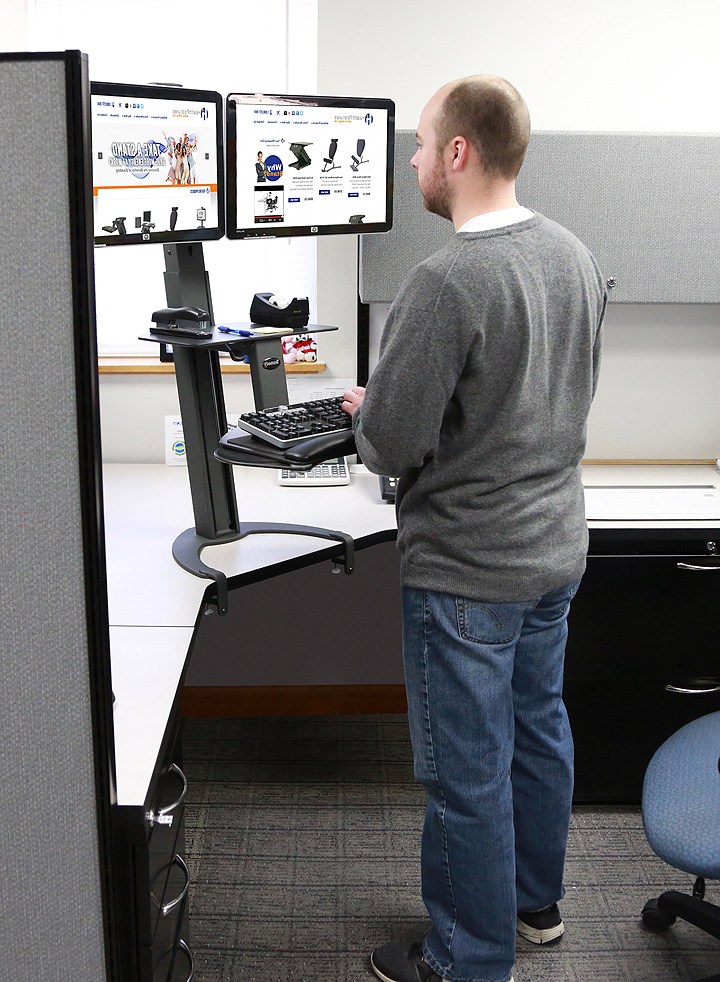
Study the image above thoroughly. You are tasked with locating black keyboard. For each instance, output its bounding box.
[236,396,352,448]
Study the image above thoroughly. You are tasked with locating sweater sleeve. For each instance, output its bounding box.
[353,263,473,477]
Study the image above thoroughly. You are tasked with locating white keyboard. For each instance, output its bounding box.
[278,456,350,486]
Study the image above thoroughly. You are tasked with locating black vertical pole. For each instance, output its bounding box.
[171,345,240,539]
[163,244,240,539]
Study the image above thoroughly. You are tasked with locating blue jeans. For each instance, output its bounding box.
[402,581,580,982]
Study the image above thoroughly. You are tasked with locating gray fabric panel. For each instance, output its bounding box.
[0,57,106,981]
[360,130,453,303]
[361,129,720,303]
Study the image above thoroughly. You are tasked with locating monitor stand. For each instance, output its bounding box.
[149,242,354,615]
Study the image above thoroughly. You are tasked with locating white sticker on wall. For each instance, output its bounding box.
[165,415,241,466]
[165,416,186,466]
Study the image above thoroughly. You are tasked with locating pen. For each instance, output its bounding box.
[218,326,255,337]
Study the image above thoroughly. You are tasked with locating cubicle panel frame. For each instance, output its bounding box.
[0,50,119,982]
[360,128,720,305]
[65,50,123,982]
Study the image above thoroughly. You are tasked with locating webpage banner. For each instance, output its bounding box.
[234,101,389,230]
[92,95,219,238]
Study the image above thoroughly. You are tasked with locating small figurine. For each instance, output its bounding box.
[282,334,317,363]
[295,336,317,362]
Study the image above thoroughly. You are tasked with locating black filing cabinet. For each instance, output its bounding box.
[116,708,193,981]
[565,532,720,802]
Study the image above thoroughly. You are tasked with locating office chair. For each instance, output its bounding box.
[351,138,368,171]
[322,138,340,172]
[641,710,720,982]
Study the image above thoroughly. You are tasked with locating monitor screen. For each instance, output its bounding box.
[90,82,225,246]
[226,92,394,239]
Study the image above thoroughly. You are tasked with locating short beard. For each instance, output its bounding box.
[420,157,453,221]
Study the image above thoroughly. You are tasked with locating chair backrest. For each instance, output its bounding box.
[357,138,365,157]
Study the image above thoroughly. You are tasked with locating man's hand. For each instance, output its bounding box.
[341,386,366,416]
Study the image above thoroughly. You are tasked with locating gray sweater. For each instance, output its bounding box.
[353,212,606,602]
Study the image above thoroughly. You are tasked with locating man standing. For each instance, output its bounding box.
[342,76,606,982]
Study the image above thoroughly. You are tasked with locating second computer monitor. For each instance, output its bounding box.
[226,92,395,239]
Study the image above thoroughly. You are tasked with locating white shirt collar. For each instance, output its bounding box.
[457,206,534,234]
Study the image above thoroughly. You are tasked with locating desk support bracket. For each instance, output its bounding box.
[173,524,354,615]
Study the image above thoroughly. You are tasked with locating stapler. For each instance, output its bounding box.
[150,305,213,338]
[250,292,309,329]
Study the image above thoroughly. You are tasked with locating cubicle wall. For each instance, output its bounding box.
[0,52,116,982]
[361,129,720,304]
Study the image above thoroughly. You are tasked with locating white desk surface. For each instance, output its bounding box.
[103,462,397,630]
[111,625,194,807]
[580,463,720,526]
[106,461,396,806]
[107,460,720,806]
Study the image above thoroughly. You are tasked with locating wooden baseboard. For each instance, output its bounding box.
[180,684,408,718]
[98,357,326,375]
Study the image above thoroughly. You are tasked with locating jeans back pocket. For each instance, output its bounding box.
[455,597,536,646]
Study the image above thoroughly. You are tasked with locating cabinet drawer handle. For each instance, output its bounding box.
[177,939,194,981]
[146,763,188,828]
[665,683,720,695]
[676,562,720,571]
[152,854,190,915]
[160,763,188,817]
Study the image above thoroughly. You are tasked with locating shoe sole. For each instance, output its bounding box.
[516,917,565,944]
[370,953,399,982]
[371,952,513,982]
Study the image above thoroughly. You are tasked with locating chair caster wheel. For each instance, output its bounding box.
[642,898,677,931]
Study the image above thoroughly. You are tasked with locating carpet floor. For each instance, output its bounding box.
[182,715,720,982]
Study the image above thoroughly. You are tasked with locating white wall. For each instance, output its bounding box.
[320,0,720,132]
[6,0,26,47]
[319,0,720,461]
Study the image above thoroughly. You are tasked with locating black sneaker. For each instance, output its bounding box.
[516,903,564,944]
[370,942,441,982]
[370,941,514,982]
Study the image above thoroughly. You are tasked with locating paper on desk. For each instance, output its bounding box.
[584,485,720,520]
[286,376,356,404]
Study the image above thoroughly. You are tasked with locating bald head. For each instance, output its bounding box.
[432,75,531,180]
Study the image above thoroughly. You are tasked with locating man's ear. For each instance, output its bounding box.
[449,135,471,172]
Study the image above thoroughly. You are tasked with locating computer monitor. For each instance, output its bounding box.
[90,81,225,246]
[226,92,395,239]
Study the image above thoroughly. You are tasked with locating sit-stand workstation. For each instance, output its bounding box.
[92,82,395,619]
[140,245,356,615]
